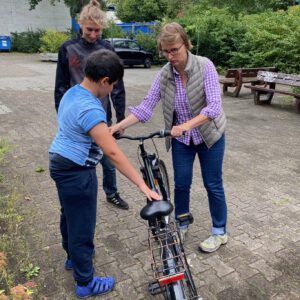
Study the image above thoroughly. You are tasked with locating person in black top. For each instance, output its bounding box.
[54,0,129,210]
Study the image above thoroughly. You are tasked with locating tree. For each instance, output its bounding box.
[115,0,168,22]
[198,0,295,15]
[28,0,106,17]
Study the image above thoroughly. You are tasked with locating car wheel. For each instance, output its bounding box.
[144,57,151,68]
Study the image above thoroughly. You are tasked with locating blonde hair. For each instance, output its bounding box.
[78,0,107,28]
[158,22,192,52]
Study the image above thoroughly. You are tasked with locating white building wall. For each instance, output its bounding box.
[0,0,71,36]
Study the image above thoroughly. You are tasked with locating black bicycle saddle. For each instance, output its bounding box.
[140,201,173,221]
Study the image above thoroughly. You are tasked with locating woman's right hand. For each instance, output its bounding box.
[109,124,123,136]
[139,183,162,201]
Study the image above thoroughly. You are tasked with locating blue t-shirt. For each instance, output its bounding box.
[49,84,107,166]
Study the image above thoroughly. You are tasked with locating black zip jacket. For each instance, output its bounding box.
[54,37,125,125]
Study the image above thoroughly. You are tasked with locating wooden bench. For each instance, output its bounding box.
[219,67,276,97]
[244,71,300,114]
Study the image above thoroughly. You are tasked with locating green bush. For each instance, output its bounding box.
[11,30,45,53]
[229,6,300,73]
[102,21,126,39]
[39,30,70,53]
[175,5,300,73]
[135,32,161,64]
[177,6,246,68]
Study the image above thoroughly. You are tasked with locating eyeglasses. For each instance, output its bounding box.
[160,43,184,57]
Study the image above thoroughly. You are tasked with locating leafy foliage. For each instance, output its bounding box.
[0,140,10,164]
[20,264,40,280]
[175,4,300,73]
[102,21,126,39]
[229,6,300,73]
[135,32,160,64]
[177,6,246,67]
[35,166,45,173]
[115,0,168,22]
[39,30,70,53]
[10,30,45,53]
[199,0,295,15]
[28,0,106,16]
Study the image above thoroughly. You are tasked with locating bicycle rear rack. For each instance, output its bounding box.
[148,222,186,286]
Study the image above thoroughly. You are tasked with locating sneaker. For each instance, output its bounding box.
[76,276,115,298]
[178,227,189,243]
[199,234,228,253]
[65,249,96,271]
[106,193,129,210]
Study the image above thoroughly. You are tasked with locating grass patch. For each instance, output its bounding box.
[0,139,39,299]
[276,95,295,109]
[0,140,10,163]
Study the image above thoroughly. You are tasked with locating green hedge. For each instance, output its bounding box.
[11,30,45,53]
[230,7,300,73]
[135,32,161,64]
[9,5,300,73]
[102,21,126,39]
[39,30,70,53]
[177,7,246,69]
[176,5,300,73]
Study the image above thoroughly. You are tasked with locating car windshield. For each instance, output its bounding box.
[127,41,140,50]
[113,40,127,48]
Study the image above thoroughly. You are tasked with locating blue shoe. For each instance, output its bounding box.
[65,249,96,270]
[76,276,115,298]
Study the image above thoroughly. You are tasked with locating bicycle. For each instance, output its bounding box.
[115,129,200,300]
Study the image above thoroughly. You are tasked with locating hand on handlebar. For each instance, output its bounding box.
[109,124,124,137]
[139,183,162,201]
[171,125,187,137]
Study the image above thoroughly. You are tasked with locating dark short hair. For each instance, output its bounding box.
[85,49,124,84]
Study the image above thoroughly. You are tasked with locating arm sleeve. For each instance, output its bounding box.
[54,44,71,112]
[129,72,161,123]
[78,107,107,133]
[110,79,126,123]
[200,59,222,119]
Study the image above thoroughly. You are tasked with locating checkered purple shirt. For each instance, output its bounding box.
[129,59,222,145]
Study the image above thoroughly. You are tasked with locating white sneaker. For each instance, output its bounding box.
[199,234,228,253]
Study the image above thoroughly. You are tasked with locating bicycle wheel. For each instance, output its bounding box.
[161,234,187,300]
[155,159,170,201]
[181,262,198,299]
[170,243,199,300]
[163,258,198,300]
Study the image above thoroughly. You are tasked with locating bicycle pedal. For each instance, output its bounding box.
[177,212,194,225]
[148,281,163,295]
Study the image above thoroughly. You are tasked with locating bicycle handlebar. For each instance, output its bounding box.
[114,129,171,141]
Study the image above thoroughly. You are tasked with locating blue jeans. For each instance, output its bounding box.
[49,153,97,284]
[171,135,227,235]
[100,154,117,197]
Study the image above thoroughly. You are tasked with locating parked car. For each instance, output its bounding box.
[105,38,153,68]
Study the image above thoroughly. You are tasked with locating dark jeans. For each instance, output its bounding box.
[100,154,117,197]
[171,134,227,235]
[49,153,97,284]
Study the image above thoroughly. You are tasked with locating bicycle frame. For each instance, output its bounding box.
[115,130,199,299]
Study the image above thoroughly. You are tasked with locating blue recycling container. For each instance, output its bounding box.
[0,36,11,51]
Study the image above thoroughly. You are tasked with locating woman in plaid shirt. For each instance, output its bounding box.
[111,22,228,253]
